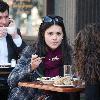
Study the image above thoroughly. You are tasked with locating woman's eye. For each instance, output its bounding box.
[57,32,62,35]
[48,32,53,35]
[47,32,62,36]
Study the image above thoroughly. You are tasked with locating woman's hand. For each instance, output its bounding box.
[31,54,42,71]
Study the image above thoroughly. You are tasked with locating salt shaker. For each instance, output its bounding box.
[11,59,16,67]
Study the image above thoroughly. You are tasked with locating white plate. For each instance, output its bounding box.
[0,63,11,68]
[41,80,54,84]
[53,84,75,87]
[37,77,51,81]
[0,67,10,68]
[0,63,11,66]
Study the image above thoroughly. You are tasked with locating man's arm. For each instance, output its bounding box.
[8,18,27,56]
[14,28,27,55]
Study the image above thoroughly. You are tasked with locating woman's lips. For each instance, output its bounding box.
[52,42,58,45]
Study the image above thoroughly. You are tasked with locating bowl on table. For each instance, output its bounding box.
[37,77,54,85]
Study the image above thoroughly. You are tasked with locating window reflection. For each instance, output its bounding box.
[7,0,44,36]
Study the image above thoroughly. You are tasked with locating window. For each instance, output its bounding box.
[7,0,45,36]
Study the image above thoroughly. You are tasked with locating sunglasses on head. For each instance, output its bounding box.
[43,16,63,23]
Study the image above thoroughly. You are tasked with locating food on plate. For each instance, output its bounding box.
[54,76,73,85]
[37,76,73,85]
[36,76,84,87]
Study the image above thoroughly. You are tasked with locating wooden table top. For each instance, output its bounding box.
[0,67,14,75]
[18,82,84,93]
[0,72,10,75]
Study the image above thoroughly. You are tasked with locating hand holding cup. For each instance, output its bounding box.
[7,18,18,38]
[7,26,17,35]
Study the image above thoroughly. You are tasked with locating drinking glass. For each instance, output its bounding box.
[63,65,72,77]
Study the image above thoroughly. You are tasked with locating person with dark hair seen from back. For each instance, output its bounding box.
[7,15,79,100]
[74,23,100,100]
[0,1,26,65]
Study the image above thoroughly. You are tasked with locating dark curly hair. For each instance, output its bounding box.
[74,23,100,85]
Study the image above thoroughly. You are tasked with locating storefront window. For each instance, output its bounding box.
[7,0,45,36]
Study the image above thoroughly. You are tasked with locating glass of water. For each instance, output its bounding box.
[63,65,72,77]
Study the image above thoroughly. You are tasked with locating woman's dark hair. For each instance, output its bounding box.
[0,1,9,13]
[35,15,72,65]
[74,23,100,84]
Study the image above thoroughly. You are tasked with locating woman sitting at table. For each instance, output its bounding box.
[7,15,72,100]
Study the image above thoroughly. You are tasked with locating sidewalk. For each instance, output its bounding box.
[80,93,85,100]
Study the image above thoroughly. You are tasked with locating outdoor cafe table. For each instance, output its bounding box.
[0,66,14,99]
[0,67,14,75]
[18,81,85,100]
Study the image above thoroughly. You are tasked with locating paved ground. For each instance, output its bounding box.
[80,93,85,100]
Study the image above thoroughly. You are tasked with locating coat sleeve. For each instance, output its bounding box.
[7,46,36,89]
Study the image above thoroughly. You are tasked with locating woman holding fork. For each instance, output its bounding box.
[7,15,73,100]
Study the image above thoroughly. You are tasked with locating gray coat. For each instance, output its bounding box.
[7,46,44,100]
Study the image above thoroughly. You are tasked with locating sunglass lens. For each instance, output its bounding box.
[43,16,52,23]
[55,18,59,22]
[43,16,63,23]
[55,16,63,22]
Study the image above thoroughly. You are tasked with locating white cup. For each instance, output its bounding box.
[7,26,17,34]
[11,59,16,67]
